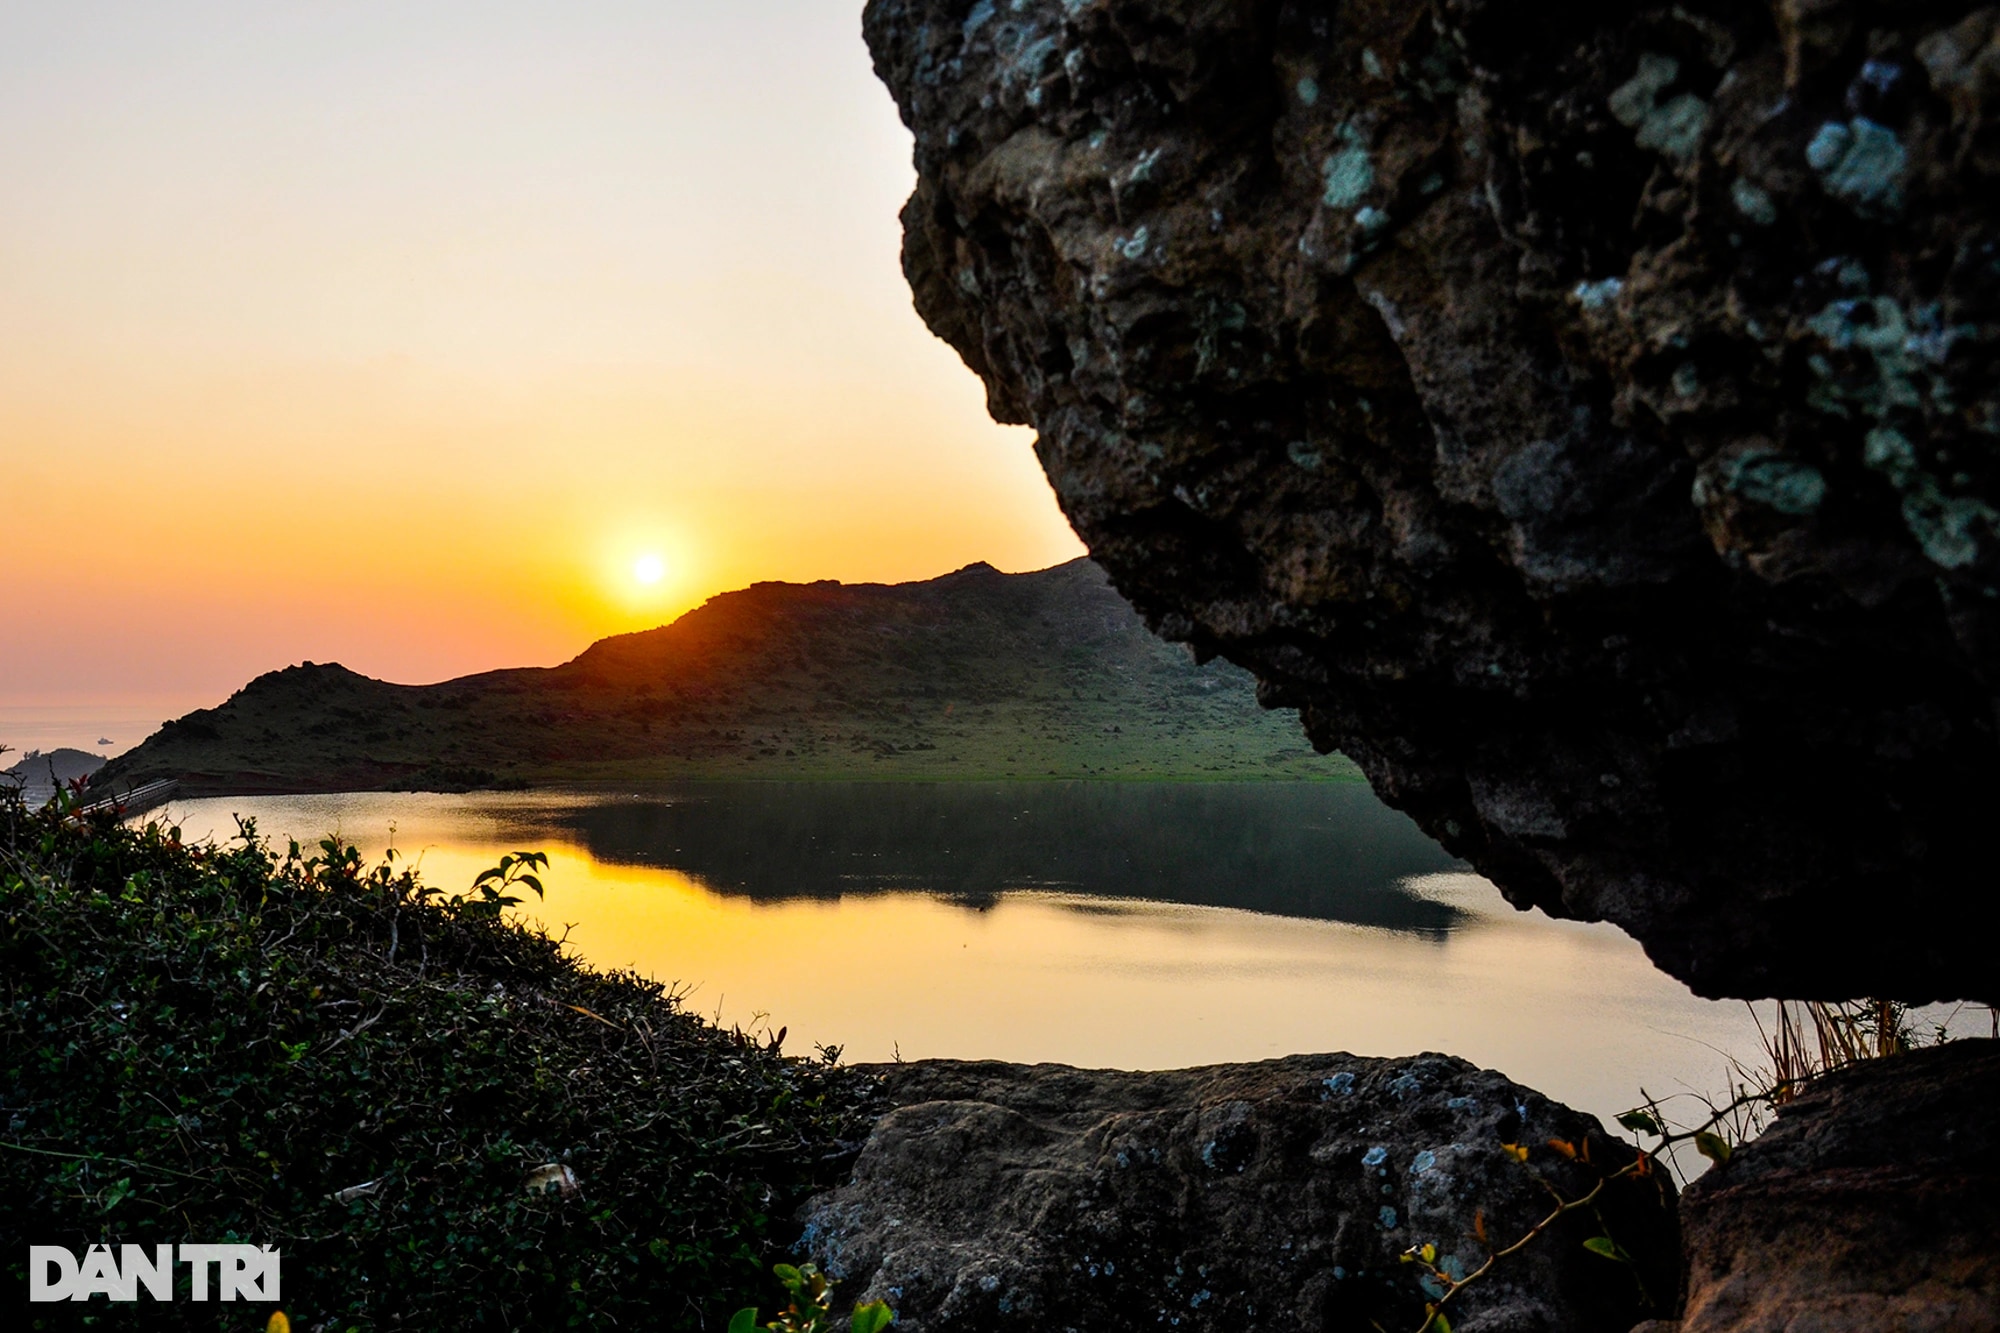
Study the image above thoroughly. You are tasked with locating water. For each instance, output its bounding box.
[0,700,183,760]
[158,781,1775,1134]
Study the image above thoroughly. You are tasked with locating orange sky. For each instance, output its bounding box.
[0,1,1084,736]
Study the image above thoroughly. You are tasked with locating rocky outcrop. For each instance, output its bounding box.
[863,0,2000,1001]
[798,1055,1678,1331]
[1659,1039,2000,1332]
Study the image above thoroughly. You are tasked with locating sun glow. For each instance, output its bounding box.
[581,524,705,632]
[0,1,1089,703]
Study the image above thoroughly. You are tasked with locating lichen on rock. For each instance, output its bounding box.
[864,0,2000,1001]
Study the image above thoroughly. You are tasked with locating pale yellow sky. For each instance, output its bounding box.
[0,1,1084,725]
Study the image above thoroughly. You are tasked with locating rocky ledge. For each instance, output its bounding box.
[798,1054,1677,1331]
[863,0,2000,1001]
[1661,1037,2000,1332]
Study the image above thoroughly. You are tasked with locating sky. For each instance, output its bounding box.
[0,1,1086,750]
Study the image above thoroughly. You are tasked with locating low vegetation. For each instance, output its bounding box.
[731,1262,891,1333]
[0,786,877,1330]
[1745,998,1990,1101]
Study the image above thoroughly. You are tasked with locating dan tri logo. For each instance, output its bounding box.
[28,1244,281,1302]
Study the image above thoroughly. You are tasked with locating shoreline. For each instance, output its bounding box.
[109,761,1370,803]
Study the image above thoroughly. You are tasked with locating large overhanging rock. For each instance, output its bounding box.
[863,0,2000,1001]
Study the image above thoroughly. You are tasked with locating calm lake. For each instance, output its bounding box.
[162,781,1771,1132]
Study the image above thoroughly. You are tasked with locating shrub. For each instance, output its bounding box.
[0,789,877,1330]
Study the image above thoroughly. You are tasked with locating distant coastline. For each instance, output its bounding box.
[1,746,107,798]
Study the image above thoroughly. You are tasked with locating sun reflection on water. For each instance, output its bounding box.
[163,788,1767,1130]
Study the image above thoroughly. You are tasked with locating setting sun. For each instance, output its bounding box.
[0,1,1083,716]
[634,554,666,586]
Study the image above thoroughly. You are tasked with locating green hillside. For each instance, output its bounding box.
[97,559,1353,793]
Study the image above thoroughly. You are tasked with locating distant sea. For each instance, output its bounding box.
[0,700,186,759]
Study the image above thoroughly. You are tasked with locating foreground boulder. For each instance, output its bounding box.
[1660,1039,2000,1332]
[797,1055,1677,1331]
[863,0,2000,1002]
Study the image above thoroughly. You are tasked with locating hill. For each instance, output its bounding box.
[2,748,107,797]
[96,559,1350,794]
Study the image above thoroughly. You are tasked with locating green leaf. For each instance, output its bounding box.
[727,1309,759,1333]
[1616,1109,1662,1136]
[1694,1131,1733,1165]
[1582,1236,1631,1263]
[1425,1310,1452,1333]
[851,1301,895,1333]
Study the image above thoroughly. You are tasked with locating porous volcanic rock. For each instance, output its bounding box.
[797,1055,1677,1332]
[1664,1039,2000,1331]
[863,0,2000,1000]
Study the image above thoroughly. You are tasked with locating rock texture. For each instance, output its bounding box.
[863,0,2000,1000]
[798,1055,1677,1332]
[1665,1039,2000,1331]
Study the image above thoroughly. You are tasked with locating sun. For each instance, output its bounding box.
[633,554,666,586]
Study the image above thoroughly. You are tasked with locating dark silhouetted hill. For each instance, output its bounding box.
[97,559,1346,794]
[2,748,107,796]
